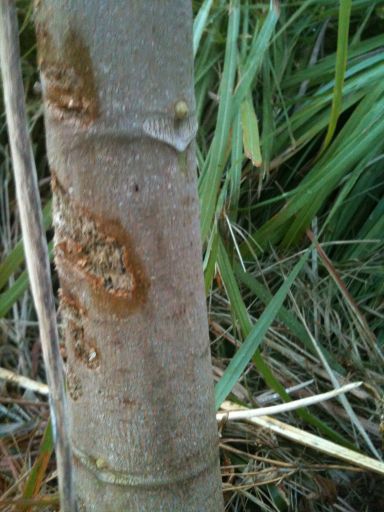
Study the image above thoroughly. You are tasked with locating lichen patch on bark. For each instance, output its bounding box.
[35,20,99,124]
[52,175,149,316]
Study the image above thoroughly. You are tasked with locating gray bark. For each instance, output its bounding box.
[35,1,223,510]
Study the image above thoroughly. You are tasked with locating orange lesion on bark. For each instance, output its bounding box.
[52,174,150,317]
[35,18,100,124]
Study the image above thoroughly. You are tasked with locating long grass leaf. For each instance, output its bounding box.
[235,264,345,374]
[0,241,53,318]
[0,270,29,318]
[0,200,52,290]
[193,0,214,58]
[320,0,352,151]
[199,0,240,242]
[241,95,262,167]
[21,419,53,511]
[251,102,384,248]
[232,3,279,113]
[216,240,353,446]
[215,244,309,408]
[228,110,243,221]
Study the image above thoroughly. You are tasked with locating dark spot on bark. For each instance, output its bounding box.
[121,396,136,407]
[52,174,150,317]
[134,184,139,192]
[35,20,99,124]
[181,195,195,208]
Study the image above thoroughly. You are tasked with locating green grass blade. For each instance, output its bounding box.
[215,243,309,408]
[0,241,53,318]
[228,110,243,221]
[215,240,353,446]
[235,264,345,375]
[232,3,279,113]
[320,0,352,151]
[250,100,384,249]
[21,419,53,509]
[284,34,384,88]
[217,237,251,336]
[193,0,214,58]
[199,0,240,242]
[273,0,315,42]
[217,237,290,399]
[241,95,262,167]
[0,200,52,290]
[0,270,29,317]
[261,59,273,181]
[204,227,219,294]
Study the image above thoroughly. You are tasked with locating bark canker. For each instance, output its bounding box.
[36,22,100,124]
[52,174,150,317]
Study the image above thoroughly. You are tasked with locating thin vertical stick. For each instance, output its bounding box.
[0,2,75,510]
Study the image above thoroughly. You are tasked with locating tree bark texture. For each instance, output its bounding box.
[35,1,223,510]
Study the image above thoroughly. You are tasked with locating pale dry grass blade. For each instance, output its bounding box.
[220,401,384,476]
[0,367,49,395]
[217,382,362,421]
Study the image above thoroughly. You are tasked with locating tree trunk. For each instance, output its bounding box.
[35,1,223,510]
